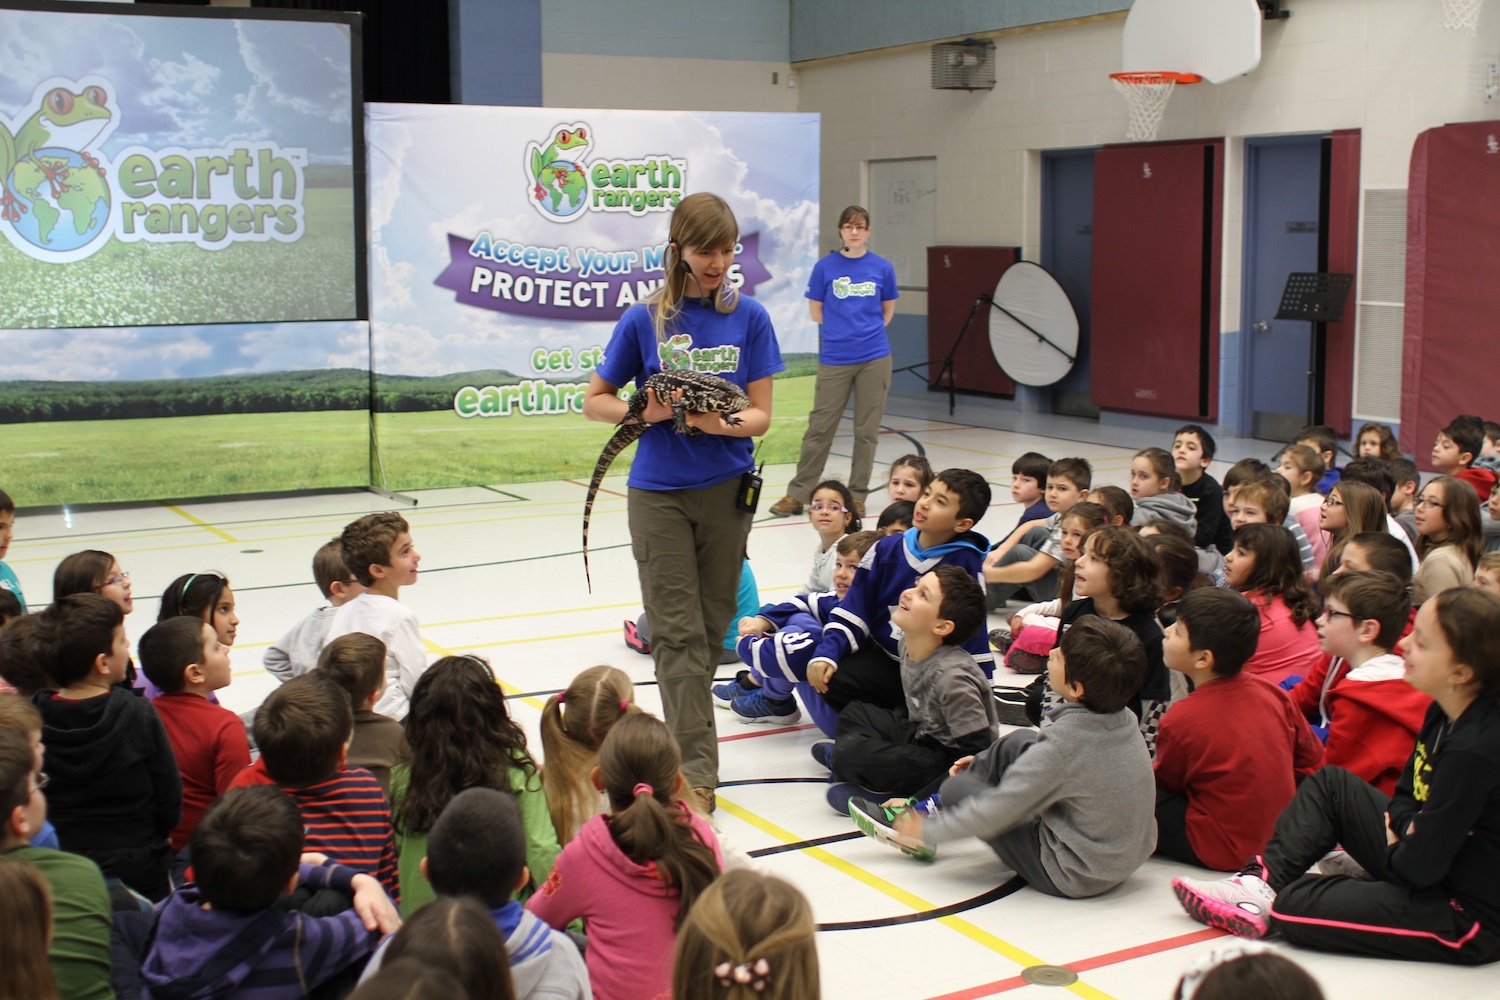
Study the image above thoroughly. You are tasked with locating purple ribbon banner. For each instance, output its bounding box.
[434,231,772,322]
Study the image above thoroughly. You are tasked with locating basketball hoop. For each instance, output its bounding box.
[1440,0,1484,34]
[1110,71,1202,142]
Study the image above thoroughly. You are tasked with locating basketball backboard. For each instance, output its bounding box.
[1122,0,1263,84]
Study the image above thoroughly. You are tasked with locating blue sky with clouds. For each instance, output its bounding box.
[0,8,354,163]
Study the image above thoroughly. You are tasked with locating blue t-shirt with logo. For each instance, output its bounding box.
[805,250,899,366]
[0,561,24,614]
[596,296,784,492]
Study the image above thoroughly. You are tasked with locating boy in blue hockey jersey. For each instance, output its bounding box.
[807,468,993,713]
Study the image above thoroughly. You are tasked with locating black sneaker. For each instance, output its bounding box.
[848,797,935,860]
[809,739,835,771]
[992,686,1033,727]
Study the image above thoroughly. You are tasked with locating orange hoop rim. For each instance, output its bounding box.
[1110,71,1203,85]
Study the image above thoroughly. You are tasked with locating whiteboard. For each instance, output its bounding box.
[868,157,937,290]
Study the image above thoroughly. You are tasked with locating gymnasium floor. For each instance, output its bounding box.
[8,396,1497,1000]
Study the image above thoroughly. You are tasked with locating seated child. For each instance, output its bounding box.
[1172,587,1500,965]
[0,696,58,849]
[808,470,994,713]
[526,713,723,1000]
[1435,413,1496,502]
[1174,946,1326,1000]
[0,489,23,613]
[369,898,509,999]
[1277,445,1328,568]
[265,539,364,683]
[876,501,913,535]
[819,566,997,803]
[1475,551,1500,596]
[30,594,180,901]
[1009,451,1053,530]
[0,615,47,697]
[719,530,881,733]
[231,674,401,905]
[1388,457,1421,544]
[316,633,409,793]
[141,786,399,999]
[851,618,1156,899]
[361,788,588,999]
[1337,459,1420,573]
[1154,589,1324,871]
[1296,424,1342,495]
[993,502,1110,649]
[1357,421,1402,461]
[539,665,637,845]
[799,480,858,595]
[139,616,250,853]
[1173,425,1233,555]
[1090,484,1134,526]
[1289,571,1429,794]
[673,869,818,1000]
[324,512,427,722]
[158,571,239,650]
[1226,477,1317,578]
[985,458,1090,609]
[0,726,114,1000]
[1128,447,1198,536]
[1224,524,1323,685]
[627,560,759,665]
[884,454,932,506]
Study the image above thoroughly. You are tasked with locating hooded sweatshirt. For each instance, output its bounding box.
[32,687,181,853]
[141,862,380,1000]
[526,809,723,1000]
[1288,652,1432,794]
[810,527,993,675]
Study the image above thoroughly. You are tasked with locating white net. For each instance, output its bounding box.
[1441,0,1485,34]
[1111,73,1181,142]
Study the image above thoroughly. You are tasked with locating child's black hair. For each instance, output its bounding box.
[138,616,209,695]
[931,468,991,526]
[1485,420,1500,448]
[1222,457,1273,493]
[192,786,304,912]
[1090,485,1133,525]
[876,501,914,533]
[32,593,122,688]
[425,787,528,908]
[159,572,230,623]
[1343,531,1414,585]
[1441,414,1485,467]
[1011,451,1052,483]
[888,454,933,490]
[1320,570,1411,651]
[1047,457,1092,491]
[929,565,985,647]
[1231,523,1321,628]
[0,616,47,697]
[811,479,863,531]
[347,961,469,1000]
[1173,423,1217,461]
[0,488,12,515]
[1173,588,1260,677]
[1058,617,1146,715]
[1387,457,1419,491]
[1338,458,1394,505]
[0,590,20,626]
[1295,424,1339,462]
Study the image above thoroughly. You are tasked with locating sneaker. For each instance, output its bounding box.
[712,670,757,706]
[809,739,835,771]
[687,785,717,815]
[1172,857,1276,939]
[852,498,866,517]
[988,625,1013,654]
[769,495,804,517]
[848,797,936,860]
[992,686,1033,728]
[826,782,884,815]
[622,619,650,655]
[729,688,802,726]
[1317,850,1374,880]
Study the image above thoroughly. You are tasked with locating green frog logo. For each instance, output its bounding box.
[526,122,591,222]
[1,79,117,258]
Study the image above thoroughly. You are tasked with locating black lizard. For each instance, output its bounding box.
[582,370,752,591]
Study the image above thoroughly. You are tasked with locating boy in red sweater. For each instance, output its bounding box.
[1154,588,1324,871]
[1287,571,1429,794]
[140,616,250,853]
[230,673,400,905]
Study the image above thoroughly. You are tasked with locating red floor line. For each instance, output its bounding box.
[717,723,818,742]
[922,928,1226,1000]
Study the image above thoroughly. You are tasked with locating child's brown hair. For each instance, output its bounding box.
[1083,525,1162,615]
[673,869,818,1000]
[312,538,354,600]
[316,632,387,710]
[1280,444,1325,490]
[252,674,352,788]
[0,616,47,697]
[1230,479,1289,526]
[32,594,122,688]
[1416,476,1484,570]
[1232,523,1321,628]
[836,530,880,560]
[0,692,41,739]
[540,665,637,843]
[1054,502,1110,618]
[1319,480,1389,579]
[0,855,60,1000]
[1320,570,1410,651]
[341,512,410,587]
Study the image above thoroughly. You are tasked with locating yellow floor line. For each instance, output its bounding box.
[715,798,1116,1000]
[159,503,241,543]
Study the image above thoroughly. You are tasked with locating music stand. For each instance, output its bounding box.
[1273,272,1353,428]
[891,293,1000,415]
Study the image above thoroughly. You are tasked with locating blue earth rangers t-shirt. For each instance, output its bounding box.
[596,296,784,492]
[804,250,899,366]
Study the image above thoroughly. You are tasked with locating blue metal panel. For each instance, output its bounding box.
[1041,148,1097,418]
[452,0,542,106]
[544,0,791,62]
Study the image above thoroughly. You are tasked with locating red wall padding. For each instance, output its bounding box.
[1402,122,1500,468]
[926,246,1019,396]
[1090,140,1222,420]
[1323,129,1362,437]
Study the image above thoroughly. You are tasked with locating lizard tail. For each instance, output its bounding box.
[582,422,648,593]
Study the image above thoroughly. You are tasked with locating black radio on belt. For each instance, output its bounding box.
[737,445,764,513]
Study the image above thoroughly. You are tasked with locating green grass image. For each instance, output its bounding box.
[5,410,370,507]
[374,374,815,489]
[0,188,357,328]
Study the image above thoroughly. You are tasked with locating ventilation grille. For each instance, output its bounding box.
[1353,188,1407,422]
[931,40,996,91]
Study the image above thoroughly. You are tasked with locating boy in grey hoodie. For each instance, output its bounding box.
[360,787,591,1000]
[851,617,1157,898]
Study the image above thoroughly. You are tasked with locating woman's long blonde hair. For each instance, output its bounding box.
[539,665,637,842]
[650,192,740,343]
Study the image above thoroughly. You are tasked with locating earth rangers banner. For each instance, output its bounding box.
[365,103,820,490]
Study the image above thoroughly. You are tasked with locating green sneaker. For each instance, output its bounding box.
[848,797,935,861]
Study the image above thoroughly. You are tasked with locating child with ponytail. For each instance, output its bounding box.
[527,713,723,1000]
[673,869,819,1000]
[539,665,638,843]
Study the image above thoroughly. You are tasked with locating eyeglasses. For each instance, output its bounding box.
[1320,609,1363,624]
[1414,497,1445,510]
[1321,496,1343,508]
[94,571,130,590]
[839,224,869,232]
[31,772,48,795]
[809,502,846,513]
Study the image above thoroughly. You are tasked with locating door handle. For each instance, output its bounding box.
[1252,320,1270,332]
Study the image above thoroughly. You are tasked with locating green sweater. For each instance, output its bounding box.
[388,754,561,916]
[5,845,114,1000]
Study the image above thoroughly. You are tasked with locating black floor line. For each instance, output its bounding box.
[748,831,863,857]
[816,878,1026,932]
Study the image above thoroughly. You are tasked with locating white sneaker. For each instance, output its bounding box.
[1172,857,1276,939]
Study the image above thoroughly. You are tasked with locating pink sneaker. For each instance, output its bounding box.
[1172,858,1276,939]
